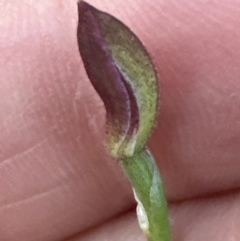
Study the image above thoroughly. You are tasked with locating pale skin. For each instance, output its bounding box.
[1,0,240,240]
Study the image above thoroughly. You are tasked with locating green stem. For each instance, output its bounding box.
[121,148,170,241]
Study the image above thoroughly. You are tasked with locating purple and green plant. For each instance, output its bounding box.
[77,1,170,240]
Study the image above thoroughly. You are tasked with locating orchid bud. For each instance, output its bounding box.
[77,1,158,158]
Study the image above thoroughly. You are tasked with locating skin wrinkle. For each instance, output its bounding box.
[72,80,104,136]
[83,104,102,135]
[5,91,41,122]
[0,185,63,211]
[0,124,59,167]
[34,144,72,183]
[0,142,74,209]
